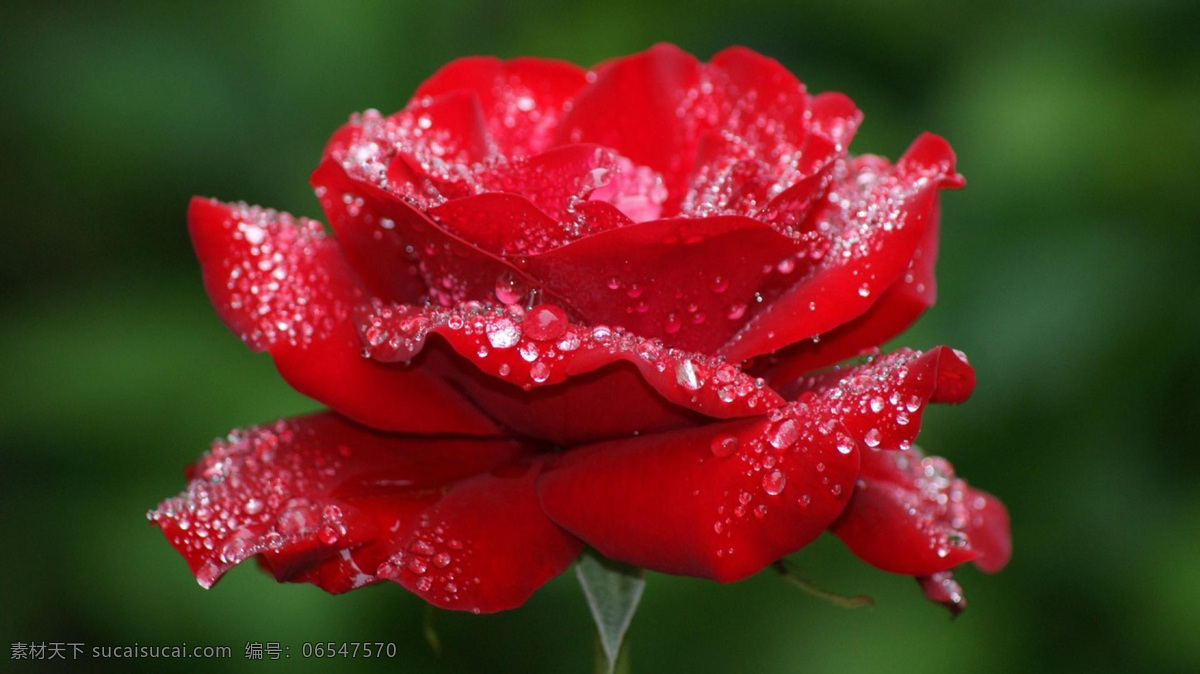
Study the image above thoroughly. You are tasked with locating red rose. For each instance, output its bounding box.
[151,44,1010,615]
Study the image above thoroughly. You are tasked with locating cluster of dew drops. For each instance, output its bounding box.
[696,347,971,561]
[147,421,357,589]
[337,106,666,235]
[218,204,347,351]
[702,390,861,560]
[377,516,485,613]
[885,447,989,561]
[357,288,777,412]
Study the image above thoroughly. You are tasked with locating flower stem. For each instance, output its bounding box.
[773,560,874,609]
[593,631,631,674]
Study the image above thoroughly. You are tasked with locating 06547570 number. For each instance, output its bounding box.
[300,642,397,658]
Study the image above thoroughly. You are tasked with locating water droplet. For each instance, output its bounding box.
[519,341,539,362]
[769,419,799,450]
[762,470,787,496]
[905,395,923,413]
[485,317,521,349]
[524,304,568,341]
[711,434,739,458]
[318,524,341,545]
[836,434,855,455]
[863,428,882,448]
[409,540,436,556]
[675,360,701,390]
[664,313,682,334]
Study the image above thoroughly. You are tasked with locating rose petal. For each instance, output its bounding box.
[477,144,621,221]
[781,346,976,452]
[537,397,860,582]
[760,211,939,381]
[753,132,843,229]
[807,91,863,149]
[149,414,522,590]
[358,300,784,444]
[149,413,579,612]
[313,120,427,304]
[557,45,834,218]
[959,489,1012,574]
[917,571,967,617]
[719,133,964,363]
[679,47,822,221]
[413,56,588,156]
[830,444,1011,576]
[554,43,711,213]
[188,197,498,435]
[311,159,560,309]
[396,90,495,166]
[377,459,582,613]
[428,353,705,446]
[709,46,809,142]
[519,214,807,352]
[427,145,641,257]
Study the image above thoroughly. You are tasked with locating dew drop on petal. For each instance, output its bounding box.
[524,304,568,341]
[485,317,521,349]
[763,470,787,496]
[675,359,701,390]
[836,434,856,455]
[494,273,523,305]
[769,419,799,450]
[710,434,739,458]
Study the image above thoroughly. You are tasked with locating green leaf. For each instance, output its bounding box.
[575,549,645,674]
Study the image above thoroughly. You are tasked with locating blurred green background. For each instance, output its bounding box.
[3,0,1198,672]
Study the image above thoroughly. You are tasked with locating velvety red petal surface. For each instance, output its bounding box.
[412,56,589,156]
[376,458,582,612]
[830,444,1012,576]
[358,300,783,444]
[428,144,645,256]
[537,345,972,581]
[149,413,581,613]
[311,158,566,310]
[554,44,709,213]
[555,44,839,221]
[760,206,939,381]
[781,346,976,451]
[917,571,968,617]
[537,407,860,583]
[419,345,707,446]
[518,214,807,352]
[719,133,964,363]
[188,197,498,435]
